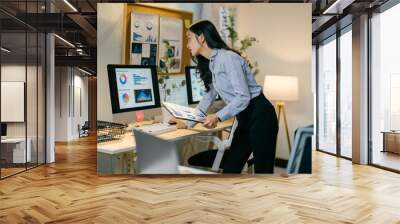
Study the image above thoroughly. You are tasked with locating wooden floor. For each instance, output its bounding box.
[1,163,46,178]
[1,137,400,223]
[372,150,400,171]
[0,167,26,178]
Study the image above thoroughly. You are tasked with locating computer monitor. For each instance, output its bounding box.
[107,65,161,114]
[185,66,220,105]
[1,123,7,137]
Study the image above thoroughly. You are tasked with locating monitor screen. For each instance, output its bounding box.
[185,66,220,105]
[107,65,161,113]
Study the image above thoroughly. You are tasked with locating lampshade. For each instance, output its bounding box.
[263,75,299,102]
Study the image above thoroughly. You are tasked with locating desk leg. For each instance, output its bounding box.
[181,139,193,166]
[382,133,386,153]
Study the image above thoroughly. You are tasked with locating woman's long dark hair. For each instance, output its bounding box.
[189,20,239,92]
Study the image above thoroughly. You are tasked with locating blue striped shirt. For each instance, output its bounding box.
[188,48,262,127]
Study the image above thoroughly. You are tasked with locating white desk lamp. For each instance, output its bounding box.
[263,75,299,153]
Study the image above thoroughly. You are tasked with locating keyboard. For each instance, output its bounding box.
[134,122,177,135]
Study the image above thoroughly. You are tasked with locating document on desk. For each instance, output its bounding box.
[162,102,206,122]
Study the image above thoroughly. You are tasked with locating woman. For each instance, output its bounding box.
[170,20,278,173]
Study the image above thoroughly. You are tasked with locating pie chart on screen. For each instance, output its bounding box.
[122,92,130,103]
[119,74,127,85]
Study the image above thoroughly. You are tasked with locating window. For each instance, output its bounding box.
[317,36,337,154]
[339,28,352,158]
[370,2,400,171]
[316,25,353,159]
[0,1,47,179]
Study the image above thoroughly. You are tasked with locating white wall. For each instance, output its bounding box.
[74,73,89,130]
[97,3,124,123]
[1,65,28,138]
[144,3,202,22]
[72,68,88,140]
[1,65,40,137]
[241,4,311,159]
[55,67,89,141]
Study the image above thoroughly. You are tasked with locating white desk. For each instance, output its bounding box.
[97,119,233,155]
[97,135,136,155]
[97,119,233,174]
[1,138,31,163]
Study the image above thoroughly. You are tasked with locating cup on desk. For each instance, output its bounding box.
[135,111,145,122]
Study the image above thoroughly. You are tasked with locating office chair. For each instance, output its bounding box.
[188,118,254,172]
[286,125,313,174]
[134,129,215,174]
[78,121,90,138]
[190,122,313,174]
[245,125,313,174]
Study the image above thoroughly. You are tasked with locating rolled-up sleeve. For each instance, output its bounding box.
[216,53,251,121]
[186,84,218,128]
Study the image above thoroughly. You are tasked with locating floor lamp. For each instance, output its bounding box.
[263,75,299,153]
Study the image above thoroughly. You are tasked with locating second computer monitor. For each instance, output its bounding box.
[185,66,220,105]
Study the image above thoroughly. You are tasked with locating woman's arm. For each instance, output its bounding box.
[216,53,251,121]
[197,84,218,115]
[186,84,218,128]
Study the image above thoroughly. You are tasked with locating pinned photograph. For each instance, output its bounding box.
[159,16,183,73]
[130,12,159,65]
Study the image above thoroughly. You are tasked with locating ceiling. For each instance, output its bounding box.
[0,0,99,74]
[0,0,393,75]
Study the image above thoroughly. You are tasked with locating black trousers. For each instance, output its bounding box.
[222,93,278,173]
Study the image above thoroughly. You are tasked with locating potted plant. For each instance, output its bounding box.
[158,75,186,102]
[223,8,259,76]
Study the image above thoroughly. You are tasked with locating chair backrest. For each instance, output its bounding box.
[286,125,313,174]
[225,118,239,147]
[133,129,180,174]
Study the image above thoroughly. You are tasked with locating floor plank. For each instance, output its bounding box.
[372,151,400,171]
[0,136,400,223]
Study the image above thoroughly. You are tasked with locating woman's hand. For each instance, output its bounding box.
[202,114,219,129]
[168,117,188,129]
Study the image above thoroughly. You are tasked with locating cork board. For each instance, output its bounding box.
[122,3,193,75]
